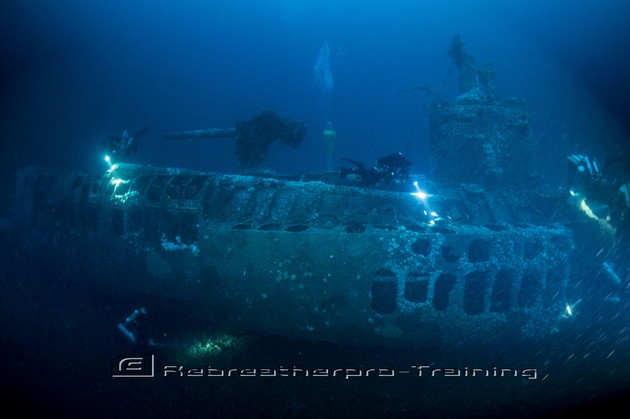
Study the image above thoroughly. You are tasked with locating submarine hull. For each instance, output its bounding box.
[12,163,574,348]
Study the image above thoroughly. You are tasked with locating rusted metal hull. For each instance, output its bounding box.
[12,163,574,347]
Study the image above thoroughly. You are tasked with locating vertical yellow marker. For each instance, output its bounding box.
[323,122,336,171]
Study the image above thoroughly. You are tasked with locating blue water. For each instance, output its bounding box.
[1,1,630,417]
[2,1,629,182]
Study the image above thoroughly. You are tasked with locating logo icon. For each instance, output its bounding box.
[111,354,155,378]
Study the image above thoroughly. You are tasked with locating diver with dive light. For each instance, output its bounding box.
[339,152,412,190]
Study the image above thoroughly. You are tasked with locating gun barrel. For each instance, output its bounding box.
[164,128,236,140]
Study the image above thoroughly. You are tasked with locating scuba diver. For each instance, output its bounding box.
[116,306,175,348]
[567,154,604,197]
[566,153,630,323]
[117,307,152,346]
[106,127,147,157]
[566,153,630,226]
[117,306,204,349]
[339,152,412,190]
